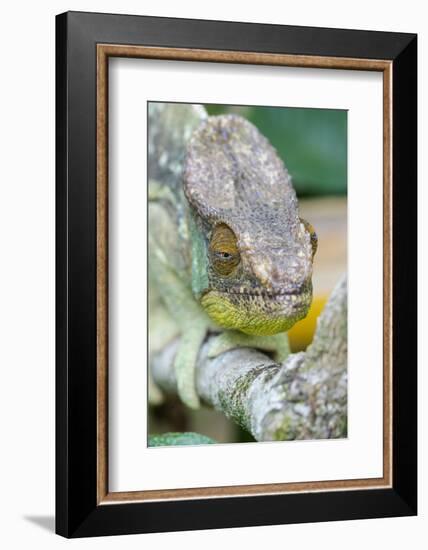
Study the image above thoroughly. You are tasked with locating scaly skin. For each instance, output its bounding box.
[148,104,316,409]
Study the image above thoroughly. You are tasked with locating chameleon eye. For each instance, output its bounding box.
[300,218,318,259]
[209,224,240,276]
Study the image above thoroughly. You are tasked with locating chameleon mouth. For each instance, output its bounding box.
[217,288,304,297]
[217,288,310,313]
[211,280,313,307]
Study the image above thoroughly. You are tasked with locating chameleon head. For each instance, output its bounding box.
[183,114,317,336]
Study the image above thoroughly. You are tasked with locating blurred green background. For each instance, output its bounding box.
[148,103,347,446]
[206,104,347,196]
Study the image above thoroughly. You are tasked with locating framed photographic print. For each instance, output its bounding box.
[56,11,417,538]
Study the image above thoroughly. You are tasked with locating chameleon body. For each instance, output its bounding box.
[148,104,316,409]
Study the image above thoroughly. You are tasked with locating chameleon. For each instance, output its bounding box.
[148,103,317,409]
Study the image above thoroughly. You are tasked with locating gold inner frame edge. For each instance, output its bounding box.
[96,44,393,505]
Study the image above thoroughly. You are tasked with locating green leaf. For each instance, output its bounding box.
[148,432,217,447]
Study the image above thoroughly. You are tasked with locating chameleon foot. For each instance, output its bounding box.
[207,331,290,363]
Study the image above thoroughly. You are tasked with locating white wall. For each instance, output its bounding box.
[0,1,425,548]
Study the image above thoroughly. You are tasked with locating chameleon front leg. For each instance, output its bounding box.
[207,331,290,363]
[149,266,212,409]
[174,322,209,409]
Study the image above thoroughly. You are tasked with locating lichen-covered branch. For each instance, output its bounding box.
[151,274,347,441]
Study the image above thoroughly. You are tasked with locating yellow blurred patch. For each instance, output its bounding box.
[288,294,328,352]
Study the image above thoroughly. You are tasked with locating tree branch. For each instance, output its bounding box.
[151,274,347,441]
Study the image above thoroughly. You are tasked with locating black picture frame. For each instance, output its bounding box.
[56,10,417,538]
